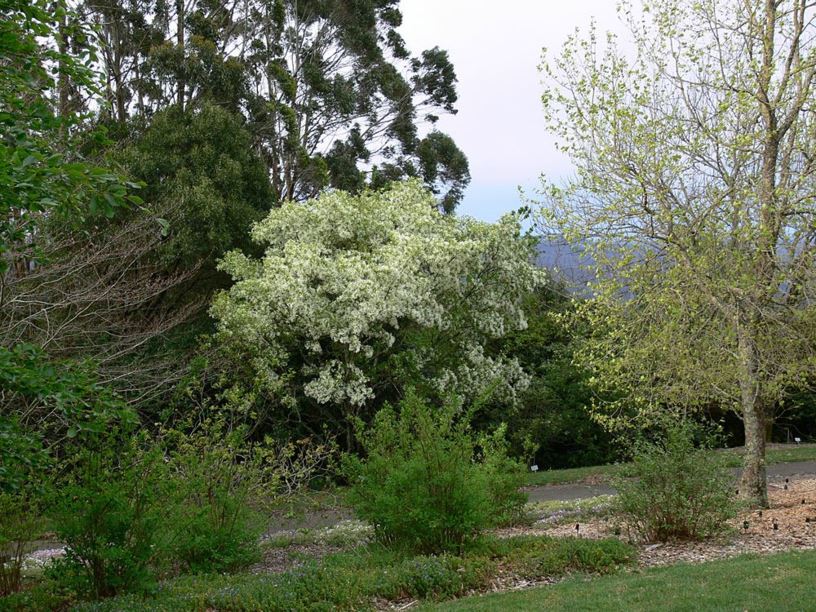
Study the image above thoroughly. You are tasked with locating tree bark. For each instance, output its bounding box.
[737,316,768,508]
[176,0,185,111]
[57,10,70,121]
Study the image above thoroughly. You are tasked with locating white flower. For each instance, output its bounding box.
[213,180,541,410]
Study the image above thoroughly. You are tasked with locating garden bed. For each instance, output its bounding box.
[516,477,816,568]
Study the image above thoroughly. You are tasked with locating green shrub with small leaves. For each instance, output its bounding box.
[161,421,266,574]
[613,421,738,542]
[0,490,47,596]
[47,436,168,599]
[343,393,526,553]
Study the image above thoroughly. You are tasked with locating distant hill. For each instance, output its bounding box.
[535,238,596,291]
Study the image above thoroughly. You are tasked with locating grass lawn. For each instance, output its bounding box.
[430,549,816,611]
[525,443,816,486]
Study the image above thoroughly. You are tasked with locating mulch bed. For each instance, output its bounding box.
[251,541,346,574]
[513,476,816,568]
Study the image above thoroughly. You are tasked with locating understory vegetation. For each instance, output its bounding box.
[612,423,739,541]
[7,537,633,611]
[343,394,526,553]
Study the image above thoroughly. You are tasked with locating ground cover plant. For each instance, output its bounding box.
[60,536,634,611]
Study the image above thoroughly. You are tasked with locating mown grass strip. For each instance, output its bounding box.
[431,549,816,611]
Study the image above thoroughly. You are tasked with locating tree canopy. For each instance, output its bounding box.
[539,0,816,506]
[211,180,542,442]
[82,0,470,210]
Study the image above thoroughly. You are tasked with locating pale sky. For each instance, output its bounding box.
[399,0,623,220]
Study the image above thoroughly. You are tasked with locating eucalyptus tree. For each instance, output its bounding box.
[240,0,469,209]
[81,0,470,210]
[539,0,816,506]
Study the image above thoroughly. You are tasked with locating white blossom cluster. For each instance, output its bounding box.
[211,180,544,410]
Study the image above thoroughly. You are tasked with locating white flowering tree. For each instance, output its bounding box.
[211,180,543,443]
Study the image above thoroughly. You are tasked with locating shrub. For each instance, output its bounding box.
[0,491,47,596]
[343,393,526,553]
[478,424,528,526]
[162,422,265,574]
[613,421,738,542]
[0,420,50,596]
[47,437,168,599]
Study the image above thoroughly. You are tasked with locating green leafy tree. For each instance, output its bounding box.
[118,101,272,272]
[539,0,816,506]
[0,0,139,277]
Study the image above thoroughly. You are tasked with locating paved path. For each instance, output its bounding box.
[524,460,816,503]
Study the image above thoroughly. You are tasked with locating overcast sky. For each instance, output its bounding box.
[399,0,623,220]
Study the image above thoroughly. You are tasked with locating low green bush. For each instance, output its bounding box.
[477,535,634,578]
[47,437,168,599]
[613,421,738,542]
[343,393,526,553]
[162,422,265,574]
[0,491,47,596]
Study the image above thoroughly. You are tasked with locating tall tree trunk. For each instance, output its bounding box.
[57,10,70,122]
[176,0,185,111]
[737,316,768,508]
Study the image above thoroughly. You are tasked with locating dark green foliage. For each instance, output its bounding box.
[42,426,267,600]
[481,286,619,469]
[0,344,135,493]
[117,102,272,270]
[0,419,49,496]
[343,394,526,553]
[613,421,738,542]
[415,131,471,214]
[0,491,47,596]
[81,0,469,209]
